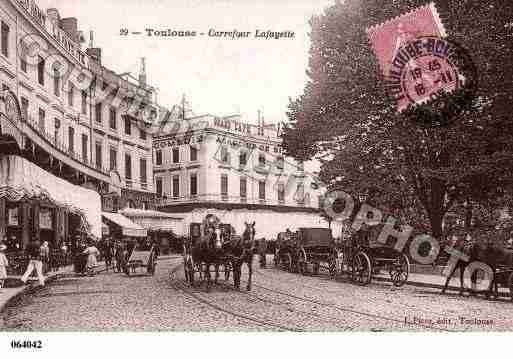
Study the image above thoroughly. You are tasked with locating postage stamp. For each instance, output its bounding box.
[366,3,454,112]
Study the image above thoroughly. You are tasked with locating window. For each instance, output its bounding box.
[37,56,45,86]
[172,148,179,163]
[155,149,162,166]
[124,117,131,135]
[20,97,28,120]
[53,66,60,97]
[156,177,163,197]
[81,91,87,115]
[276,156,284,171]
[172,175,180,198]
[239,151,247,167]
[258,153,266,167]
[295,183,305,204]
[220,147,230,164]
[125,154,132,180]
[109,147,117,170]
[95,102,102,123]
[82,134,88,162]
[54,118,60,141]
[140,158,147,184]
[38,108,45,132]
[68,127,74,154]
[1,22,9,58]
[190,174,198,197]
[95,141,102,169]
[221,174,228,198]
[240,178,247,198]
[109,107,116,129]
[20,42,27,72]
[190,146,198,162]
[68,83,74,107]
[140,129,147,140]
[259,181,266,200]
[278,183,285,202]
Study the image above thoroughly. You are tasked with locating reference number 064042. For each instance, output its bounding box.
[10,340,43,350]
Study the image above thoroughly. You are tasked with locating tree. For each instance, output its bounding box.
[282,0,513,241]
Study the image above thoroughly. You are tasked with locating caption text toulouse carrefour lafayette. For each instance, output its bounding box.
[142,28,295,39]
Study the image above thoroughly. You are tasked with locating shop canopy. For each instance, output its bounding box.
[0,155,102,238]
[102,212,147,237]
[119,208,185,234]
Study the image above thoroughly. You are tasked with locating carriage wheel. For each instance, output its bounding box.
[298,250,308,275]
[508,272,513,301]
[389,253,410,287]
[351,252,372,285]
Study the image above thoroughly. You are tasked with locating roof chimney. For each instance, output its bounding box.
[86,31,102,64]
[60,17,79,43]
[139,57,147,87]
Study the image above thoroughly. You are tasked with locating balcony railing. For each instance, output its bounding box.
[24,114,110,176]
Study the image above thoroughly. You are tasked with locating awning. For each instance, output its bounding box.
[119,208,184,234]
[0,155,102,238]
[102,212,147,237]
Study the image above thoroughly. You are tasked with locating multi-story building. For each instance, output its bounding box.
[153,114,333,239]
[0,0,157,247]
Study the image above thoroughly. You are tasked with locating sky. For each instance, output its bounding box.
[37,0,335,125]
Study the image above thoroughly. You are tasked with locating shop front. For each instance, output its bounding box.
[0,155,102,273]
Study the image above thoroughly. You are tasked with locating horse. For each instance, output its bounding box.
[228,221,257,291]
[191,228,226,291]
[442,238,513,298]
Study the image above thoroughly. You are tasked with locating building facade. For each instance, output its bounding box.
[154,114,334,239]
[0,0,158,248]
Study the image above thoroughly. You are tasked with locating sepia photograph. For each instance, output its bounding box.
[0,0,512,355]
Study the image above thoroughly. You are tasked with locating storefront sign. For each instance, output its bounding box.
[39,208,53,230]
[153,134,204,149]
[7,208,19,226]
[213,117,252,135]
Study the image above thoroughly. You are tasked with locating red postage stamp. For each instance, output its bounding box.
[366,2,452,112]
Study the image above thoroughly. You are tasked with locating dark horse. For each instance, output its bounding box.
[191,227,225,291]
[442,238,513,298]
[227,222,256,291]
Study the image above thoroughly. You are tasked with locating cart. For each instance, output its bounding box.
[274,228,338,277]
[124,243,157,276]
[338,228,410,287]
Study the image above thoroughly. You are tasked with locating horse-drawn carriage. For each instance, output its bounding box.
[337,225,410,286]
[124,238,158,276]
[274,225,409,287]
[182,215,256,291]
[274,228,338,276]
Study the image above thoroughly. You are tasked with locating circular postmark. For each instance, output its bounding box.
[385,36,478,126]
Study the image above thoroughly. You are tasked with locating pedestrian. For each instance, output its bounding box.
[114,240,125,273]
[103,237,114,271]
[0,244,8,290]
[21,239,45,287]
[83,241,100,276]
[40,241,50,274]
[258,238,267,268]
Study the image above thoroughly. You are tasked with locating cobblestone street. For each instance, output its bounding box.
[2,256,513,331]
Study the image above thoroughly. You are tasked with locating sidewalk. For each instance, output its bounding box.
[0,265,74,315]
[375,271,511,297]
